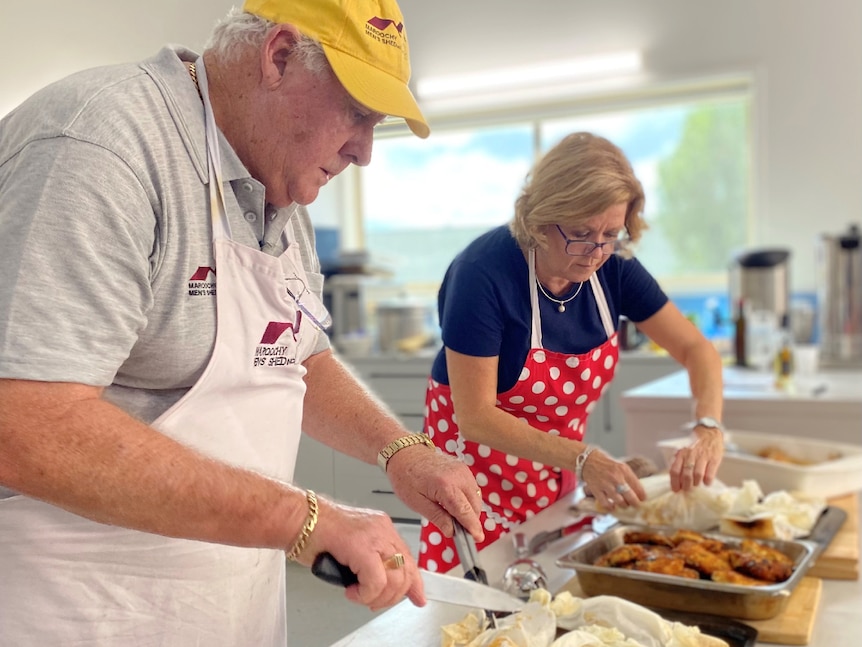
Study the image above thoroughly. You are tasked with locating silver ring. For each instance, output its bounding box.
[615,483,631,494]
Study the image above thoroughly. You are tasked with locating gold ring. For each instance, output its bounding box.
[476,489,482,497]
[383,553,405,570]
[684,462,695,469]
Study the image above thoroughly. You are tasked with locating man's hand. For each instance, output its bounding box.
[299,496,425,611]
[385,446,484,542]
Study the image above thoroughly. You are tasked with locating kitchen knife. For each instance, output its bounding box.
[806,505,848,558]
[527,513,596,555]
[311,552,524,613]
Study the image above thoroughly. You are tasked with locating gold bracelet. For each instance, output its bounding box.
[285,489,318,562]
[376,433,435,472]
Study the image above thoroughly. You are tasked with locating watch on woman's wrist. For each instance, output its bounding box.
[681,416,724,433]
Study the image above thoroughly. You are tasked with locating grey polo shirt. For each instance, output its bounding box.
[0,46,330,429]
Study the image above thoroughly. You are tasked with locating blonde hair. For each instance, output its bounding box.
[509,132,646,254]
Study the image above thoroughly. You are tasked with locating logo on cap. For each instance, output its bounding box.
[365,15,405,50]
[367,17,403,34]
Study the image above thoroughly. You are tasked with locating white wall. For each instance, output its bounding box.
[3,0,859,291]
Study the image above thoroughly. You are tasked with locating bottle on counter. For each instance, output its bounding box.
[773,315,795,391]
[734,298,748,367]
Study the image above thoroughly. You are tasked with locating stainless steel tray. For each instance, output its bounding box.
[555,524,818,620]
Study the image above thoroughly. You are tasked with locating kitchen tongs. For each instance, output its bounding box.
[453,521,498,628]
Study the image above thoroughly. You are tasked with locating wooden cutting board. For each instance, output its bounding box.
[744,576,822,645]
[559,575,822,645]
[808,492,859,580]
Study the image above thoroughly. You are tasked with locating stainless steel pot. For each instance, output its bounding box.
[376,300,433,353]
[729,248,791,324]
[818,224,861,367]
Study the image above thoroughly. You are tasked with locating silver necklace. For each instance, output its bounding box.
[537,280,584,313]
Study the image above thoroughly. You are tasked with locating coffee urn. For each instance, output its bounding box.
[818,224,862,367]
[729,248,791,322]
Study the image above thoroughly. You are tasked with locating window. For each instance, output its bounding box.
[360,123,535,304]
[540,97,751,288]
[355,79,752,337]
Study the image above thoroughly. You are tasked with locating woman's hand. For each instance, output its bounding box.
[668,427,724,492]
[581,449,648,511]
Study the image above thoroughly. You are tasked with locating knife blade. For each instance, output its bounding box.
[311,552,524,613]
[527,513,596,555]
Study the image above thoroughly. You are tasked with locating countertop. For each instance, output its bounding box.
[333,490,862,647]
[621,366,862,461]
[623,366,862,403]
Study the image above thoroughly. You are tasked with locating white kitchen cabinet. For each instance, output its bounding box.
[296,353,434,522]
[621,366,862,467]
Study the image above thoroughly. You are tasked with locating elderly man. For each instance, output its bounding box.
[0,0,482,644]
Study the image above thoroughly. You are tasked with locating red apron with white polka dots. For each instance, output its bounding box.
[418,256,619,574]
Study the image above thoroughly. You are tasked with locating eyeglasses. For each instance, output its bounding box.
[285,275,333,332]
[555,224,629,256]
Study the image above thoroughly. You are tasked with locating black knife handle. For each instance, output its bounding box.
[807,506,848,556]
[311,552,359,587]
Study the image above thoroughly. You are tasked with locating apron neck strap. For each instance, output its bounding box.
[195,56,232,242]
[527,249,617,348]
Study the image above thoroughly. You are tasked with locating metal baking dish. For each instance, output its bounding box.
[556,524,818,620]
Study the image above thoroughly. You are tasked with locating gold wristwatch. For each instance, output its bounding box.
[377,433,435,472]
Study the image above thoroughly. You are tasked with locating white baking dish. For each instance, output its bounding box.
[658,430,862,498]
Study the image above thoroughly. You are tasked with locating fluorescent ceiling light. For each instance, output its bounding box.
[416,51,643,101]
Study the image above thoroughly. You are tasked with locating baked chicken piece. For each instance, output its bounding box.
[673,540,732,576]
[630,555,701,579]
[591,527,796,588]
[711,569,772,587]
[727,550,793,583]
[739,539,795,568]
[623,530,675,548]
[594,543,652,567]
[669,529,709,545]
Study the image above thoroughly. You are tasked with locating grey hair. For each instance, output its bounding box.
[205,6,330,76]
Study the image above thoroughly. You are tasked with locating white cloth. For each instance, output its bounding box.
[0,57,326,646]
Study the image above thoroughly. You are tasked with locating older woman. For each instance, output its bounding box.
[418,132,724,573]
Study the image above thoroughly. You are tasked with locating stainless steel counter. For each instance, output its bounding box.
[333,490,862,647]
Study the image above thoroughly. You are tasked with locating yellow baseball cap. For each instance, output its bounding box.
[243,0,429,138]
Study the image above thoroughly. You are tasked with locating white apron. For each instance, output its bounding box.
[0,58,325,646]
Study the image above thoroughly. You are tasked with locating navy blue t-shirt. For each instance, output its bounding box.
[431,225,668,392]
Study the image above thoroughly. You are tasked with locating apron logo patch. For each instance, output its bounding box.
[188,266,216,297]
[253,313,302,367]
